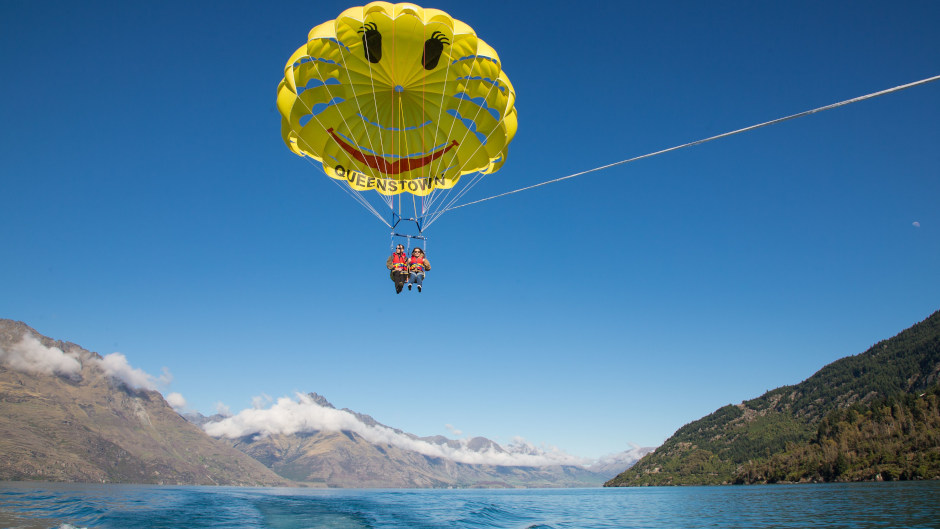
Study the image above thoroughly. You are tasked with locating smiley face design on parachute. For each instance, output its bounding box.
[277,2,517,196]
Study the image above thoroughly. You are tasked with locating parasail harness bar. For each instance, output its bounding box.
[389,213,427,251]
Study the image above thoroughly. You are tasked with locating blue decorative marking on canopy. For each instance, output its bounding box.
[452,93,500,121]
[456,75,506,93]
[357,114,432,132]
[451,54,499,67]
[298,77,341,95]
[446,109,487,144]
[295,56,338,68]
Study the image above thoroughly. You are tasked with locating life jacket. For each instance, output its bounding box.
[409,255,426,273]
[391,252,408,271]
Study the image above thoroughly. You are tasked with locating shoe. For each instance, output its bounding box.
[417,285,422,292]
[408,284,412,291]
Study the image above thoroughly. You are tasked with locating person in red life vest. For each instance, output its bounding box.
[386,244,409,294]
[407,247,431,292]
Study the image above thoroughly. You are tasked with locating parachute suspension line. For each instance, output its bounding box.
[423,30,457,222]
[424,43,483,213]
[286,38,390,227]
[358,14,393,212]
[337,23,393,212]
[398,93,420,230]
[424,169,486,228]
[284,55,390,228]
[389,233,402,252]
[302,154,391,227]
[424,57,511,223]
[420,21,428,222]
[391,84,420,233]
[422,47,496,224]
[422,71,511,228]
[392,14,407,224]
[425,96,510,226]
[436,73,940,216]
[423,173,482,228]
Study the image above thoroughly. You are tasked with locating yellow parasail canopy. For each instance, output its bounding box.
[277,2,517,197]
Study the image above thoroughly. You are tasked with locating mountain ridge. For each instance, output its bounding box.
[606,309,940,486]
[196,392,642,487]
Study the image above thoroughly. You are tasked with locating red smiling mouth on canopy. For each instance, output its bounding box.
[327,128,459,175]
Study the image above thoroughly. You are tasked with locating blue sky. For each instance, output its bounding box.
[2,0,938,459]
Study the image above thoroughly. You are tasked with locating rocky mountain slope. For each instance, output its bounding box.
[225,429,608,488]
[606,309,940,486]
[0,319,287,486]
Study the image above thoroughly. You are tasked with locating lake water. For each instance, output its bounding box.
[1,481,938,528]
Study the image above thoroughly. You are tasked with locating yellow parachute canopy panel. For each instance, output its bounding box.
[277,2,517,199]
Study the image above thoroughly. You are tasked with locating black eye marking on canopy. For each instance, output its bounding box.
[358,22,382,63]
[422,31,450,70]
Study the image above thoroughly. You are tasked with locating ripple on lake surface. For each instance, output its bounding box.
[1,481,938,528]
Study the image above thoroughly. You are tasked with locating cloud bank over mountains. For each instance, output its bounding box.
[0,333,171,392]
[203,393,589,467]
[0,334,82,376]
[165,392,188,411]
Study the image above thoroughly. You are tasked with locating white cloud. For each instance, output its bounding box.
[1,333,178,396]
[251,393,273,409]
[96,352,170,391]
[215,402,232,417]
[587,444,655,470]
[165,392,188,411]
[445,423,463,436]
[203,393,587,467]
[0,334,82,376]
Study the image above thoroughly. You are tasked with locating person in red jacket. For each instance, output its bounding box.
[407,248,431,292]
[386,244,409,294]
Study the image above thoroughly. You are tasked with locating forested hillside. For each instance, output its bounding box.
[736,384,940,483]
[606,310,940,486]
